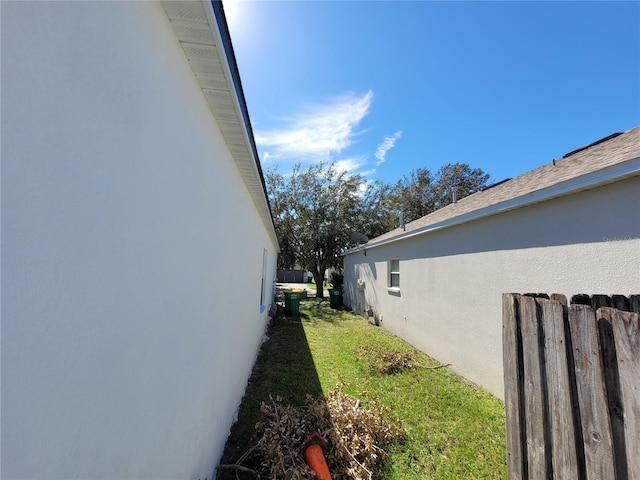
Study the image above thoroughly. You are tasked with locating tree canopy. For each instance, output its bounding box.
[266,163,365,297]
[266,162,490,296]
[390,163,490,223]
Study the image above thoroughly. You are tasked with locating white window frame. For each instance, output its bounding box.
[260,249,268,312]
[388,258,400,291]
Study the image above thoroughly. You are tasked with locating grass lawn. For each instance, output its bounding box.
[217,298,506,480]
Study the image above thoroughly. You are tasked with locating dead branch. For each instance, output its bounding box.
[217,464,260,477]
[345,447,373,480]
[418,363,451,370]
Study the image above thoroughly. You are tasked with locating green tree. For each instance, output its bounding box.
[390,167,436,224]
[431,163,490,210]
[391,163,490,224]
[266,163,364,298]
[355,180,398,240]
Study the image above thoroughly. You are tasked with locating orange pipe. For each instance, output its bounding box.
[300,432,331,480]
[303,444,331,480]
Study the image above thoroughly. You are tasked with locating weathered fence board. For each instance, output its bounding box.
[520,295,551,479]
[611,295,630,312]
[608,308,640,480]
[503,293,639,480]
[503,294,527,480]
[550,293,567,305]
[631,295,640,314]
[569,304,616,480]
[540,299,580,479]
[598,310,628,480]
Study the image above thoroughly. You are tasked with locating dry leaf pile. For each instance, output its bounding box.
[253,385,405,480]
[357,345,423,375]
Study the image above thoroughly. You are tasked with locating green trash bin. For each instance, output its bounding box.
[328,288,343,309]
[284,290,301,316]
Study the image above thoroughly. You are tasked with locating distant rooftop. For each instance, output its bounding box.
[353,125,640,251]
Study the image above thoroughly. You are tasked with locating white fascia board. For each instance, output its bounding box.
[344,156,640,255]
[201,2,253,170]
[201,1,280,250]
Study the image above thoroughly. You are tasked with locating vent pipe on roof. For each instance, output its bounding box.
[399,211,405,231]
[451,185,459,204]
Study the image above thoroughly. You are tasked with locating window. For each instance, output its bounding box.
[388,259,400,288]
[260,249,267,305]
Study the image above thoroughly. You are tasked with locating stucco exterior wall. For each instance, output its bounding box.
[2,2,277,479]
[344,176,640,400]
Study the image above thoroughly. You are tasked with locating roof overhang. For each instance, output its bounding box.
[162,1,279,250]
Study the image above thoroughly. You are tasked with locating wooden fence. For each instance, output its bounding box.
[502,293,639,480]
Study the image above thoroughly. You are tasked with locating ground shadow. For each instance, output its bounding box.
[216,311,323,479]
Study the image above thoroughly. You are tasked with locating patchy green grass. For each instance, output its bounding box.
[217,298,506,480]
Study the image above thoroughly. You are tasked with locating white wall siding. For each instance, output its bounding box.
[345,176,639,399]
[2,2,276,479]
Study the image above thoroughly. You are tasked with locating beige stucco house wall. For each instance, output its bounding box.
[344,127,640,400]
[2,2,278,478]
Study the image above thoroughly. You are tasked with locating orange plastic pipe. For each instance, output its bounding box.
[303,443,331,480]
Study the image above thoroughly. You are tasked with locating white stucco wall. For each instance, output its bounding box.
[2,2,277,479]
[344,176,640,399]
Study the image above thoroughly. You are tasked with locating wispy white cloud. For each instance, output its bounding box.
[374,131,402,166]
[255,90,373,161]
[358,168,377,177]
[334,157,367,174]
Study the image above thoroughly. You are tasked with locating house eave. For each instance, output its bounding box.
[162,1,279,251]
[344,155,640,255]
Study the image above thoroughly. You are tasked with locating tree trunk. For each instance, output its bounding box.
[312,268,325,298]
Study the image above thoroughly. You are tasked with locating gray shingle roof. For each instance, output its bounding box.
[365,126,640,248]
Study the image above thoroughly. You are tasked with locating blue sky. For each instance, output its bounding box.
[224,1,640,185]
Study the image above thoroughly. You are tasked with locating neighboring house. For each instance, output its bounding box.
[343,127,640,399]
[2,2,278,479]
